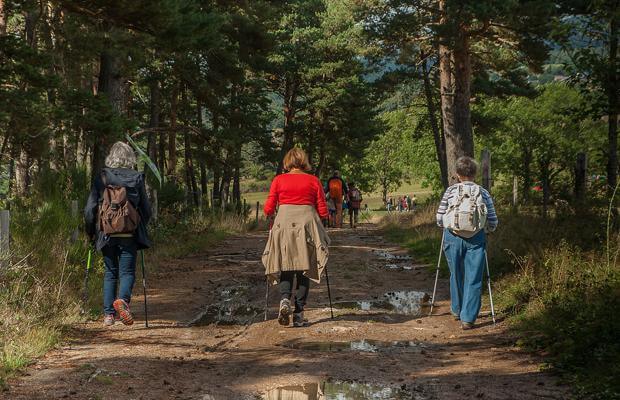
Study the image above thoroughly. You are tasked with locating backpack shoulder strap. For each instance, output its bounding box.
[101,170,108,187]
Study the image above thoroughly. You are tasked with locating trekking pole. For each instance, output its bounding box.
[484,249,497,325]
[140,250,149,328]
[264,277,270,321]
[324,266,334,319]
[429,232,445,316]
[82,248,93,307]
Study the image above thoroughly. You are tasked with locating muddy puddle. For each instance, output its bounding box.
[373,249,420,271]
[278,339,429,353]
[333,290,430,316]
[372,249,412,261]
[263,381,413,399]
[189,285,261,326]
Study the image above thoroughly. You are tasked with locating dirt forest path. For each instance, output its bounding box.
[5,223,569,400]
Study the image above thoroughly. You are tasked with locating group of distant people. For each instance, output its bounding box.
[386,194,417,213]
[325,171,363,229]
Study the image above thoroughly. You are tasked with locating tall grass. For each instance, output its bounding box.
[381,203,619,399]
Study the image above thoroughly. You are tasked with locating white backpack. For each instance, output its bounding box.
[442,184,488,237]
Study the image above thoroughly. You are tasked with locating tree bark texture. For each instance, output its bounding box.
[167,84,179,177]
[422,59,449,188]
[276,77,298,174]
[94,50,124,178]
[607,14,618,198]
[439,0,474,185]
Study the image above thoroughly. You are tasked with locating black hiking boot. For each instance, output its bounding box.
[278,299,291,326]
[293,312,308,327]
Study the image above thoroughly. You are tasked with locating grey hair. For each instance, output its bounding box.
[105,141,137,169]
[455,156,478,178]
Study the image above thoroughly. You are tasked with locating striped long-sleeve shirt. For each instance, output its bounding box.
[436,182,498,231]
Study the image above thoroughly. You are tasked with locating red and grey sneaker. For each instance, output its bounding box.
[103,314,115,327]
[113,299,134,326]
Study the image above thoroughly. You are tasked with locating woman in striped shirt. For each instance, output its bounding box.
[436,156,498,330]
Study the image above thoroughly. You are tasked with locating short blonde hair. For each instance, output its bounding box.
[283,148,311,172]
[105,141,137,169]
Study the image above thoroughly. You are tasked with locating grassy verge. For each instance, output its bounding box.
[381,204,619,399]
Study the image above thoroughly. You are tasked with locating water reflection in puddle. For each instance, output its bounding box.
[263,381,411,400]
[372,250,412,261]
[333,291,430,317]
[189,285,261,326]
[279,339,428,353]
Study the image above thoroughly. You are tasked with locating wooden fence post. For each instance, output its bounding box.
[0,210,10,257]
[481,149,492,192]
[71,199,79,243]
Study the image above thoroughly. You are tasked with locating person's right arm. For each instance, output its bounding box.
[482,188,499,231]
[315,178,329,219]
[263,176,279,216]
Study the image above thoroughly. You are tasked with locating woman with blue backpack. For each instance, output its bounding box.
[436,156,498,330]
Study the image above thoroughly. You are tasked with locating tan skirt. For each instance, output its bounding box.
[262,204,331,285]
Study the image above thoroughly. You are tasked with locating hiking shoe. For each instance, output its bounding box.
[103,314,115,327]
[278,299,291,326]
[461,322,474,330]
[452,312,460,321]
[113,299,134,326]
[293,312,308,327]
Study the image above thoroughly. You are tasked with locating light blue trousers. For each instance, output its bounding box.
[443,229,486,323]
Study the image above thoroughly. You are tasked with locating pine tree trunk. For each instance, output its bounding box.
[232,145,242,210]
[276,77,298,174]
[196,99,208,196]
[184,131,199,207]
[607,15,618,198]
[94,50,124,178]
[15,147,30,196]
[0,0,6,36]
[422,58,449,189]
[439,0,474,185]
[167,84,179,177]
[147,79,160,170]
[212,162,221,208]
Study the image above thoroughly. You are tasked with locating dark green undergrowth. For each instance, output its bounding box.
[0,169,249,388]
[382,205,619,399]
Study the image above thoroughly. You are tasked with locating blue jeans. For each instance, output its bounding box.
[443,229,486,323]
[102,238,137,315]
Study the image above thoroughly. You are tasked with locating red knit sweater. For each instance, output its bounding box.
[264,172,328,219]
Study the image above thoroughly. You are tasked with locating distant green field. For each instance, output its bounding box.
[241,180,436,213]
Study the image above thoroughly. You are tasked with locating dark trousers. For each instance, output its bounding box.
[102,237,137,315]
[279,271,310,313]
[349,207,360,227]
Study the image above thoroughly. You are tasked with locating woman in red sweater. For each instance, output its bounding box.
[261,148,331,327]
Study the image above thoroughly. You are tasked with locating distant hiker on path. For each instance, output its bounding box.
[347,182,363,228]
[262,148,331,327]
[436,156,498,330]
[326,192,337,227]
[84,142,152,327]
[325,170,348,228]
